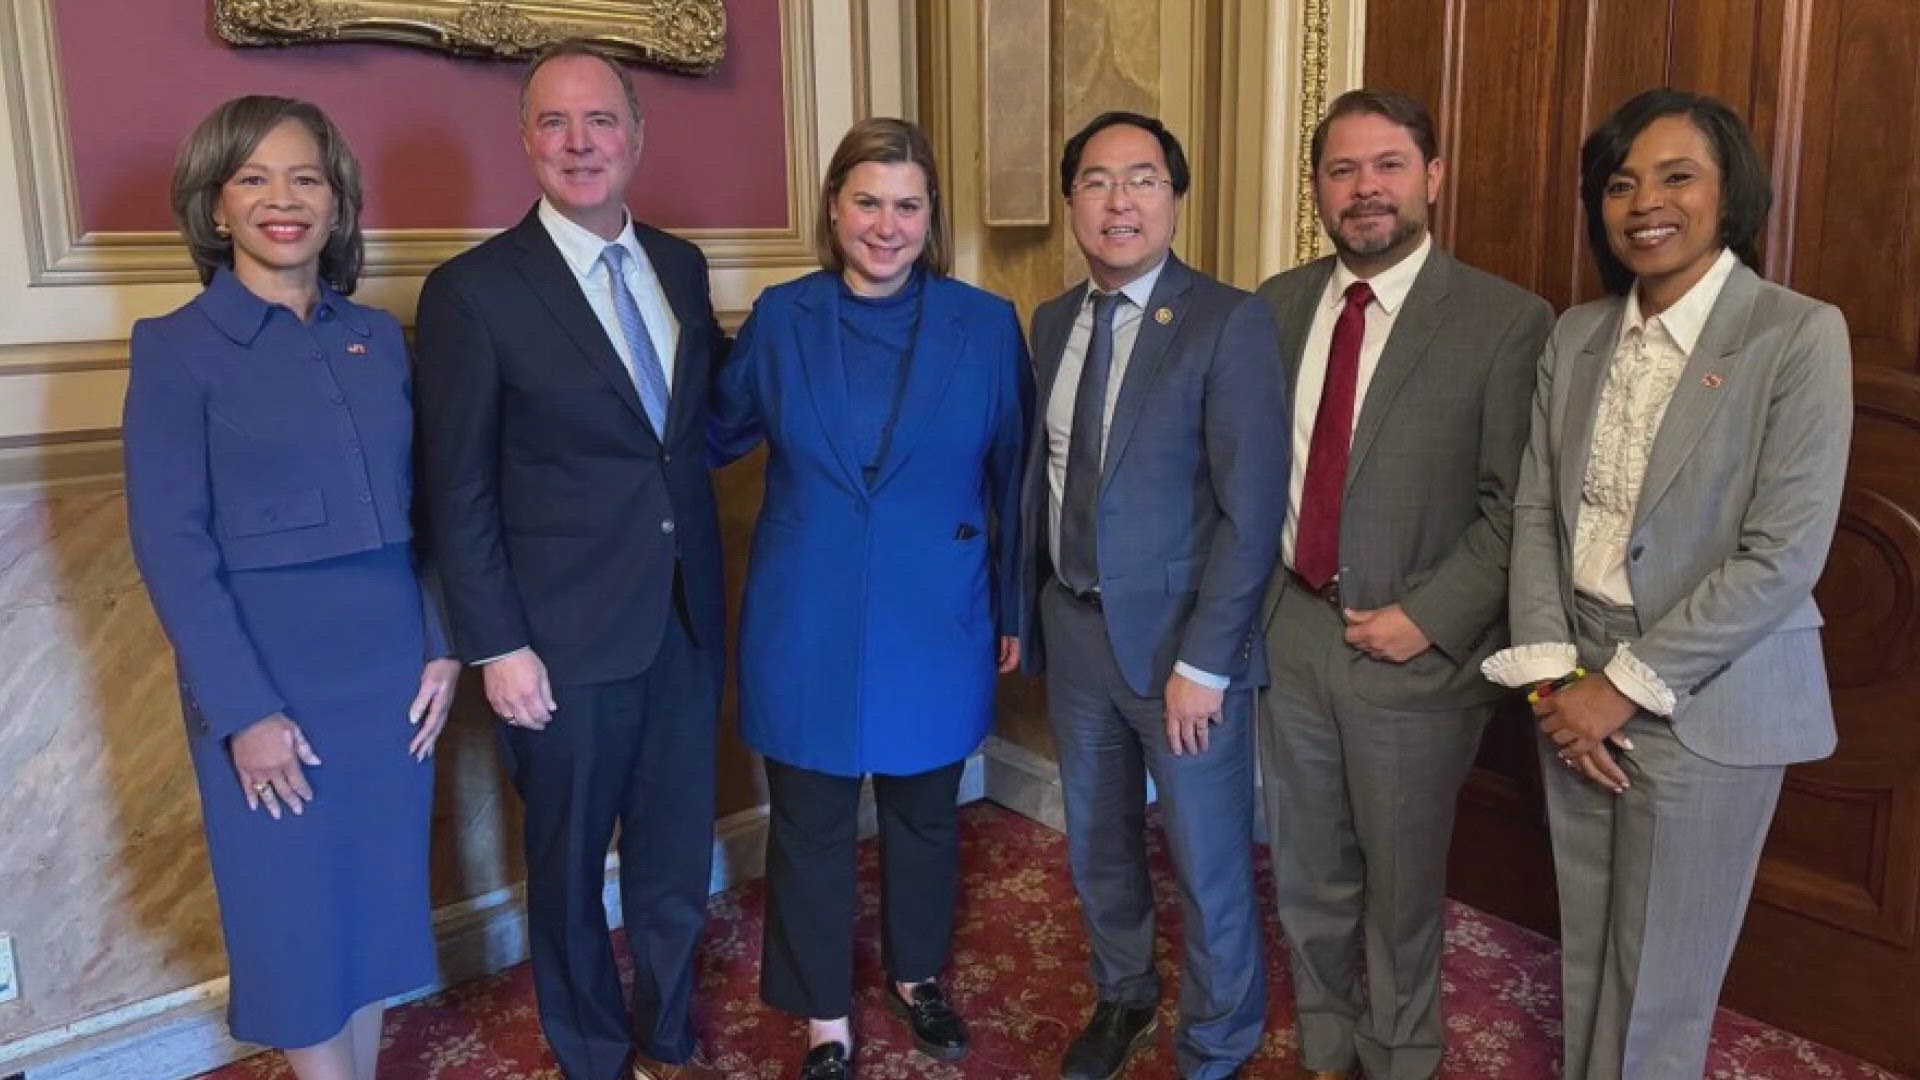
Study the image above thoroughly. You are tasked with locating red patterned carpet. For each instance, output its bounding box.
[201,801,1903,1079]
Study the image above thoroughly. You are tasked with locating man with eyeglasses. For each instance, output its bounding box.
[1017,110,1288,1080]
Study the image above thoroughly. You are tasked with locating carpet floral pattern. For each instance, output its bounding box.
[200,802,1903,1079]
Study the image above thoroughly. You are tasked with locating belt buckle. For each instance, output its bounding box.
[1293,571,1340,607]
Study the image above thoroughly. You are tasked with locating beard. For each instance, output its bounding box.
[1330,202,1424,259]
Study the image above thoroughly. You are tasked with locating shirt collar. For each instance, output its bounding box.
[1087,255,1169,312]
[538,196,641,279]
[1624,246,1738,355]
[1328,233,1432,316]
[197,266,368,343]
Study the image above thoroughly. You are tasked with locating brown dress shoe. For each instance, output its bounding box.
[631,1048,726,1080]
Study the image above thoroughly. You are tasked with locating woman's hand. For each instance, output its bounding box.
[231,714,322,819]
[998,636,1020,674]
[408,657,463,760]
[1535,674,1637,760]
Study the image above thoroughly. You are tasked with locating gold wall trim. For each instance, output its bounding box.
[1,0,816,286]
[213,0,726,72]
[1293,0,1332,267]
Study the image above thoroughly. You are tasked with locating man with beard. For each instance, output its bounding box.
[1253,90,1551,1080]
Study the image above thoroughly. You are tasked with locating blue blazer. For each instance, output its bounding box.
[123,269,443,738]
[713,271,1031,777]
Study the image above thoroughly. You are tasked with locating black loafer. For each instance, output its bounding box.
[798,1040,852,1080]
[1061,1000,1158,1079]
[883,981,969,1062]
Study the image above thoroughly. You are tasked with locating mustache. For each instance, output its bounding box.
[1341,201,1398,220]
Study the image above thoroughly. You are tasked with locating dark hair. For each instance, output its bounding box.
[1059,111,1191,199]
[170,95,364,292]
[816,117,952,277]
[520,39,641,125]
[1309,88,1439,170]
[1580,88,1771,295]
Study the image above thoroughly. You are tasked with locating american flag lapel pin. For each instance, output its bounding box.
[346,342,368,355]
[1701,372,1723,389]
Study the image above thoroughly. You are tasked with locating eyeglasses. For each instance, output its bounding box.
[1069,175,1176,201]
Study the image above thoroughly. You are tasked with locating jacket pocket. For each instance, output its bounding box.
[218,489,327,539]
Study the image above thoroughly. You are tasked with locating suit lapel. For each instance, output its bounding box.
[509,212,654,436]
[1557,305,1623,535]
[1346,250,1451,488]
[1632,263,1758,530]
[1101,256,1195,490]
[870,277,965,491]
[635,226,701,447]
[1278,258,1335,400]
[791,274,865,491]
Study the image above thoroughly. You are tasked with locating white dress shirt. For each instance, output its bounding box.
[1481,247,1740,716]
[537,198,680,390]
[1045,258,1223,689]
[1283,235,1433,567]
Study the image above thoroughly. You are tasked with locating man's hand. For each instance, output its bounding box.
[485,647,557,730]
[1164,672,1223,757]
[1341,604,1431,663]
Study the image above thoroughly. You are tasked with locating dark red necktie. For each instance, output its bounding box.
[1294,279,1373,588]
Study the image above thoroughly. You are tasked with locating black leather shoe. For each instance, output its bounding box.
[1061,1000,1158,1079]
[883,981,968,1061]
[798,1040,852,1080]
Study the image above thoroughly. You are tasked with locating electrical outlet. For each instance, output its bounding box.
[0,934,17,1004]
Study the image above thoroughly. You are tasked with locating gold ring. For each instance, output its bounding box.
[254,782,271,794]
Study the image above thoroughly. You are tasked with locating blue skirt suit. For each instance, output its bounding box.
[713,270,1031,1016]
[123,269,444,1048]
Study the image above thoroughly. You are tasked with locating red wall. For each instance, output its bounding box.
[54,1,787,232]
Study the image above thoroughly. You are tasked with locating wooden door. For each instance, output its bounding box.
[1367,1,1920,1071]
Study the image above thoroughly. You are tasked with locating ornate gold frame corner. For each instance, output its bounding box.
[213,0,727,74]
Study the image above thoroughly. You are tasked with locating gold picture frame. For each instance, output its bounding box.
[213,0,727,73]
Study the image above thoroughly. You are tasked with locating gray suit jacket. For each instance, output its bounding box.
[1508,261,1852,766]
[1018,256,1290,696]
[1258,248,1553,710]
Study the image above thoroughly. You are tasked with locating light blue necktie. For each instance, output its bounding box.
[600,244,670,437]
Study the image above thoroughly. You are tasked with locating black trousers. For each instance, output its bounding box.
[500,607,721,1080]
[760,756,967,1019]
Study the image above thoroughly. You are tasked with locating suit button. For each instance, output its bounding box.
[661,453,672,464]
[358,492,373,504]
[660,519,675,534]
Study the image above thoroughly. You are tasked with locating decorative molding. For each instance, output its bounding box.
[1293,0,1332,268]
[213,0,727,71]
[977,0,1051,227]
[0,0,816,287]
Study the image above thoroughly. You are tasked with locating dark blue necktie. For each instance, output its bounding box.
[1058,291,1121,594]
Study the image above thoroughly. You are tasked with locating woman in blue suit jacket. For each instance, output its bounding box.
[713,118,1030,1080]
[123,97,456,1079]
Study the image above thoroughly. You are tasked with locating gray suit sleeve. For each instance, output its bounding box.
[1399,295,1554,659]
[1507,321,1575,648]
[1177,295,1291,676]
[1626,304,1853,712]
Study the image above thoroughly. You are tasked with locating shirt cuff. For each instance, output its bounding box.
[1604,645,1676,717]
[475,646,529,666]
[1480,642,1578,689]
[1173,661,1230,691]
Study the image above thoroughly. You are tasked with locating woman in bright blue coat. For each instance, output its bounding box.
[713,118,1030,1079]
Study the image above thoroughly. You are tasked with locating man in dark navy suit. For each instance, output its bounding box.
[415,41,727,1080]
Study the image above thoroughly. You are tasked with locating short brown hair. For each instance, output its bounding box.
[814,118,952,277]
[520,40,642,125]
[170,95,365,292]
[1310,88,1440,171]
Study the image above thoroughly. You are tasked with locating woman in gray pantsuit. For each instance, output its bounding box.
[1483,89,1852,1079]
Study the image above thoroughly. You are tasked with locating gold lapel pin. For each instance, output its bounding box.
[1701,373,1723,389]
[1154,306,1173,325]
